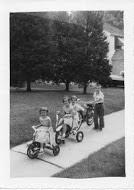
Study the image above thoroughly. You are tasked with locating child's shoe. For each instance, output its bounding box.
[61,139,65,144]
[73,130,77,135]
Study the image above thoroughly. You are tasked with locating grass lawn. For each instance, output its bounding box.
[53,137,125,178]
[10,85,124,147]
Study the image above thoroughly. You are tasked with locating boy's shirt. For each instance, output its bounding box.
[93,91,104,103]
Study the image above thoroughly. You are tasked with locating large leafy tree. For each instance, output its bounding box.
[10,11,112,93]
[72,11,112,93]
[10,13,51,91]
[50,19,85,91]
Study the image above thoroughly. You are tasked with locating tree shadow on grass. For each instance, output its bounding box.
[10,88,93,95]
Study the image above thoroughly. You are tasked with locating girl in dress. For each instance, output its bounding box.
[33,107,54,152]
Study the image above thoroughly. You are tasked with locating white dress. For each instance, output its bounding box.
[71,103,84,129]
[62,105,73,127]
[35,116,54,144]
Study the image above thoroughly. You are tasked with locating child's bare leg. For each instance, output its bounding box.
[73,118,79,129]
[72,119,79,134]
[57,118,63,126]
[40,143,44,152]
[49,132,54,146]
[62,124,67,138]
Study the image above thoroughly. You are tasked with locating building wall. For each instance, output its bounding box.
[104,30,115,64]
[112,59,124,76]
[104,29,124,76]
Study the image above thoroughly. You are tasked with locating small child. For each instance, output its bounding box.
[33,107,53,152]
[57,96,73,139]
[70,95,84,133]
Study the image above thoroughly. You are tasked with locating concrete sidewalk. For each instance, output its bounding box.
[11,110,124,177]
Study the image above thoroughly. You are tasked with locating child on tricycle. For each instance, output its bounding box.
[33,107,53,152]
[55,96,84,144]
[70,95,85,133]
[27,107,60,159]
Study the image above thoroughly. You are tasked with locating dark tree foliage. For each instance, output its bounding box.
[72,11,112,93]
[49,20,85,91]
[10,13,51,91]
[10,12,112,93]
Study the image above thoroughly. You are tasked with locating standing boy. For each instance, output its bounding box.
[93,85,104,131]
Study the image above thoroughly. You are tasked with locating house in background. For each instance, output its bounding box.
[103,23,124,77]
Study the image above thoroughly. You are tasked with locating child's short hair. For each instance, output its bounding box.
[71,95,77,101]
[39,107,48,114]
[95,84,101,89]
[63,96,70,103]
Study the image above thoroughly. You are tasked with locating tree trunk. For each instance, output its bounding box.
[26,79,31,92]
[83,83,87,94]
[65,81,70,92]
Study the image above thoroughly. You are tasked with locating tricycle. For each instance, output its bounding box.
[27,126,60,159]
[55,111,84,145]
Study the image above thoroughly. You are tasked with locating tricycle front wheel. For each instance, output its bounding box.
[55,132,62,145]
[27,142,40,159]
[76,131,84,142]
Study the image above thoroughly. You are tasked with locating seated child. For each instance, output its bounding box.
[57,96,73,139]
[70,95,85,132]
[33,107,53,152]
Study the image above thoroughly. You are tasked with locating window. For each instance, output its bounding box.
[115,36,123,50]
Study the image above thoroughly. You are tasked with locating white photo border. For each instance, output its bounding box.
[0,0,134,189]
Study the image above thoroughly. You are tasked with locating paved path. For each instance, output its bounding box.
[11,110,124,177]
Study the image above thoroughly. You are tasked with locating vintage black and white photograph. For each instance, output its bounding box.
[10,11,125,178]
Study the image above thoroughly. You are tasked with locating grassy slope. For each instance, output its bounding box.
[53,137,125,178]
[10,86,124,147]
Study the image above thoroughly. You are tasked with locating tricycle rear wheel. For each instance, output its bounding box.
[53,145,60,156]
